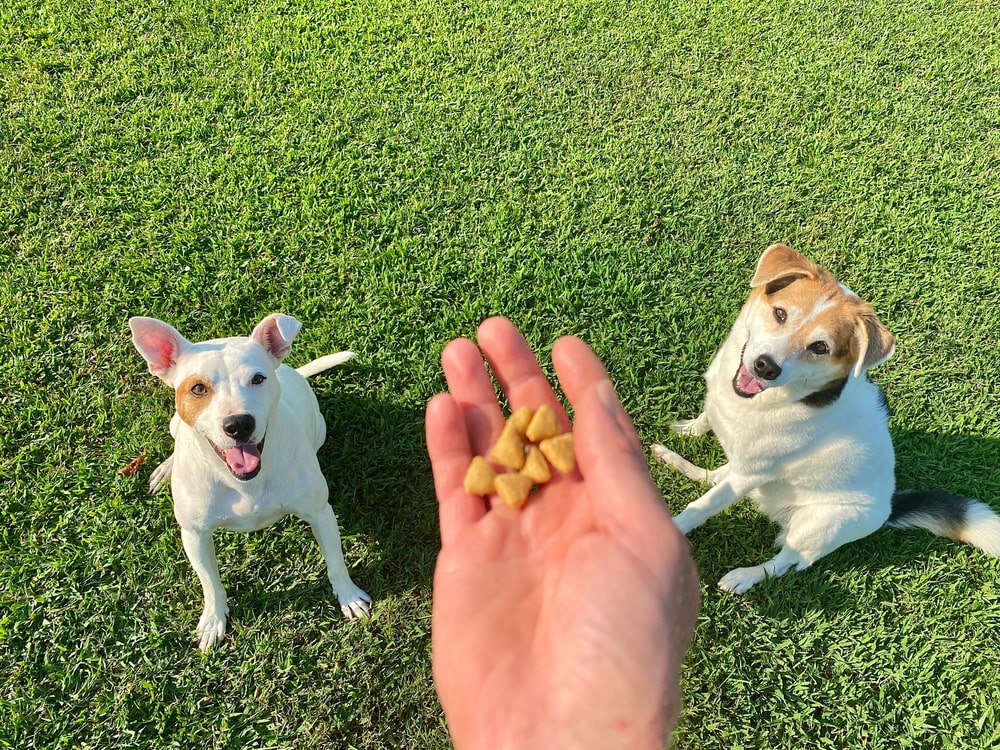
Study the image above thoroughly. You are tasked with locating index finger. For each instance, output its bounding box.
[475,317,570,430]
[551,335,644,456]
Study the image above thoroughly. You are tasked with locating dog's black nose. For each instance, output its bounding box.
[223,414,256,442]
[753,355,782,381]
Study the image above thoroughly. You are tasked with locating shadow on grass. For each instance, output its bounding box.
[680,428,1000,618]
[319,383,440,591]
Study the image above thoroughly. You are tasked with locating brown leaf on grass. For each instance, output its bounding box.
[118,449,147,477]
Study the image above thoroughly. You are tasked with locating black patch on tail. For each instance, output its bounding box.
[800,377,848,408]
[887,490,970,537]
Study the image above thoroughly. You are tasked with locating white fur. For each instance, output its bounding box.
[959,502,1000,556]
[651,254,896,594]
[130,314,371,650]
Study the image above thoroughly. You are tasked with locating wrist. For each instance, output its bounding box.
[449,709,667,750]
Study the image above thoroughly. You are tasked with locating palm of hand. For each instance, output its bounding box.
[434,469,678,748]
[426,318,698,750]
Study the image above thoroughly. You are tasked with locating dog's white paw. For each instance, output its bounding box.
[650,443,679,465]
[149,454,174,494]
[718,567,764,595]
[670,418,708,436]
[651,444,694,475]
[196,605,230,651]
[337,584,373,620]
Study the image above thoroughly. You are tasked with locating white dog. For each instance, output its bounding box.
[652,244,1000,594]
[130,314,371,649]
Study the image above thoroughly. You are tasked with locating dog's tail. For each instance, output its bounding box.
[296,351,354,378]
[887,490,1000,556]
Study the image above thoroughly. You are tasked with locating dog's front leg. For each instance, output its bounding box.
[718,502,887,595]
[304,505,372,619]
[669,412,712,436]
[179,527,229,651]
[650,444,727,485]
[671,475,759,535]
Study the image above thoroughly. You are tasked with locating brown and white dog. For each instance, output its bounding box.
[652,244,1000,593]
[130,314,371,649]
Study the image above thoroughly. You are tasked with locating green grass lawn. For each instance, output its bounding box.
[3,0,999,747]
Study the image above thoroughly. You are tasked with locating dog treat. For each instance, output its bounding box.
[463,456,497,496]
[494,473,534,509]
[464,404,577,510]
[539,433,576,474]
[490,422,527,470]
[520,445,552,484]
[525,404,562,442]
[508,406,534,438]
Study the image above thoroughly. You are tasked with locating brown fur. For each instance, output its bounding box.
[749,244,894,377]
[176,376,214,427]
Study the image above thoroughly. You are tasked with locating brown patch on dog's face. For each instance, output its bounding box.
[176,376,215,427]
[737,245,895,399]
[785,292,867,380]
[750,267,894,381]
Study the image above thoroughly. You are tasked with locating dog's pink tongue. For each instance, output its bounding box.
[225,445,261,474]
[737,363,765,395]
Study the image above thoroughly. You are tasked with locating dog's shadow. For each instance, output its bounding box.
[675,428,1000,618]
[319,384,441,593]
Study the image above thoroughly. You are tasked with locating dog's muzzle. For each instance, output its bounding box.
[733,343,773,398]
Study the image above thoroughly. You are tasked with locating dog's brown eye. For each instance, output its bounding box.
[190,382,209,397]
[808,341,829,355]
[251,373,266,385]
[773,307,787,324]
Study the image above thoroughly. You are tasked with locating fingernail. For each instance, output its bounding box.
[596,379,621,416]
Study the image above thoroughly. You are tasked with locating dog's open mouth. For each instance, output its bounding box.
[210,438,265,481]
[733,344,766,398]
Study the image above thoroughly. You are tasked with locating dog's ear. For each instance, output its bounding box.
[129,317,190,384]
[750,244,818,294]
[852,310,895,377]
[250,314,301,362]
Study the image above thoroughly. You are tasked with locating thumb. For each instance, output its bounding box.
[573,378,685,562]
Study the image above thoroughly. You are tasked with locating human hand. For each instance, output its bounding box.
[425,317,699,750]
